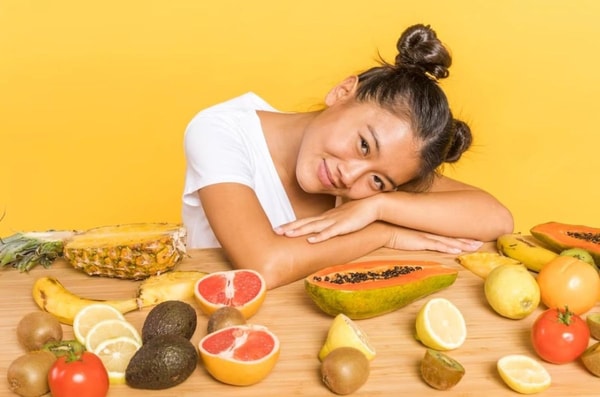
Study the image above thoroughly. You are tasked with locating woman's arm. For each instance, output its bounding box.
[275,175,513,244]
[198,182,474,288]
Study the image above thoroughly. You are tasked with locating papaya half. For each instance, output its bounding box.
[530,222,600,263]
[304,260,458,320]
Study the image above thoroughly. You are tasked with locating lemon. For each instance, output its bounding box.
[318,313,376,361]
[93,336,141,384]
[415,298,466,351]
[73,303,126,344]
[85,318,142,352]
[484,264,540,319]
[497,354,551,394]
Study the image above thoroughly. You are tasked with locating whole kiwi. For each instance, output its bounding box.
[321,347,370,395]
[581,342,600,377]
[17,312,63,351]
[7,350,57,397]
[207,306,247,334]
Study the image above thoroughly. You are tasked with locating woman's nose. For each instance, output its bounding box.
[337,161,366,188]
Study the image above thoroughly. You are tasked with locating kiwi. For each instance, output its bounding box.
[581,342,600,376]
[420,349,465,390]
[560,248,597,269]
[141,300,197,343]
[17,312,63,351]
[207,306,247,334]
[321,347,370,395]
[587,313,600,340]
[7,350,57,397]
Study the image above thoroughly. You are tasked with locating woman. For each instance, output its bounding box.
[182,24,513,288]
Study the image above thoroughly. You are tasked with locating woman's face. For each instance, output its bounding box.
[296,87,422,200]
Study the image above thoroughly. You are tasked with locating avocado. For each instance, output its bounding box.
[142,300,197,343]
[125,334,198,389]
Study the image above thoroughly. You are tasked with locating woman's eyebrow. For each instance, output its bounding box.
[367,125,398,188]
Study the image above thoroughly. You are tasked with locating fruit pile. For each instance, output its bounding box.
[452,221,600,393]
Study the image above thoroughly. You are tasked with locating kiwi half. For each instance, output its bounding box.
[420,349,465,390]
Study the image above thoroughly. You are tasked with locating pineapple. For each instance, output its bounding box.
[63,223,187,280]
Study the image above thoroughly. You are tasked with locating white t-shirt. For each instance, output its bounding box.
[182,92,296,248]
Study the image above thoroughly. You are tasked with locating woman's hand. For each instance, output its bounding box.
[274,197,378,243]
[384,225,483,254]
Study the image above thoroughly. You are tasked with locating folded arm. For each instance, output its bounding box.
[198,182,480,288]
[275,175,514,244]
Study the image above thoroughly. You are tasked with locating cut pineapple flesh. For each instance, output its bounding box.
[63,223,186,280]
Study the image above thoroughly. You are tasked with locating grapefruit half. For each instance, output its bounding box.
[194,269,266,319]
[199,324,280,386]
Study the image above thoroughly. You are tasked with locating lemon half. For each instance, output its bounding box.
[415,298,466,351]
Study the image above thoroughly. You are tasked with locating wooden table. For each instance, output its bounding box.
[1,244,598,396]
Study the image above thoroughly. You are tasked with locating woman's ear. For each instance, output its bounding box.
[324,75,359,106]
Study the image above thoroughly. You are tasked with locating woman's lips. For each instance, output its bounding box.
[318,159,335,189]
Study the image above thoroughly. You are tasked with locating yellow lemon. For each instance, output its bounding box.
[497,354,551,394]
[415,298,466,351]
[85,319,142,352]
[73,303,126,344]
[318,313,376,361]
[93,336,141,384]
[484,264,540,319]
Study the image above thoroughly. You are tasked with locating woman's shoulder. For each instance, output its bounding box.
[197,92,276,115]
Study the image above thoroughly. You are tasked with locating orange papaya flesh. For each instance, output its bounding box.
[304,260,458,320]
[531,222,600,263]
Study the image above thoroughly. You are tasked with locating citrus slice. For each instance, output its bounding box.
[415,298,466,351]
[73,303,126,344]
[318,313,376,361]
[497,354,551,394]
[198,324,280,386]
[194,269,266,319]
[93,336,142,384]
[85,319,142,352]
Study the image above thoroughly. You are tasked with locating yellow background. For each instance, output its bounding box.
[1,0,598,237]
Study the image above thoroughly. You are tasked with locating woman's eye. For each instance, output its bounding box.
[360,138,370,155]
[373,175,384,191]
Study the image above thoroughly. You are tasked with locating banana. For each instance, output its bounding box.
[496,233,559,272]
[32,277,139,325]
[32,270,208,325]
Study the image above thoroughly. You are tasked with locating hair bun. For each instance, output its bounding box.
[444,119,472,163]
[395,24,452,80]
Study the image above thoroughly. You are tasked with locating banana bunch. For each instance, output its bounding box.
[32,270,207,324]
[496,233,559,272]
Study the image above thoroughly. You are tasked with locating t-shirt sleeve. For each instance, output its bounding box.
[182,112,254,207]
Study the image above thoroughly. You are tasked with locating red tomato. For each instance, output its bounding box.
[536,255,600,314]
[48,351,109,397]
[531,306,590,364]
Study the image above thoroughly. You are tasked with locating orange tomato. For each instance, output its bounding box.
[536,255,600,315]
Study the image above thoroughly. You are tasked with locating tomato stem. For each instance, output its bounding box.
[557,306,574,326]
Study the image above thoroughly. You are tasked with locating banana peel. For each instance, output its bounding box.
[32,270,207,324]
[455,252,521,279]
[496,233,559,272]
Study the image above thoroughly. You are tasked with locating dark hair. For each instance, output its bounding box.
[355,24,472,191]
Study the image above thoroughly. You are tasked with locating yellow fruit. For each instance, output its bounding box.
[455,252,521,279]
[85,319,142,352]
[93,336,141,384]
[73,303,126,344]
[318,314,376,361]
[484,264,540,319]
[415,298,467,351]
[63,223,187,280]
[497,354,551,394]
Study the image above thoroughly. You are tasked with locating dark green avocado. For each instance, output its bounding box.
[142,300,197,343]
[125,334,198,389]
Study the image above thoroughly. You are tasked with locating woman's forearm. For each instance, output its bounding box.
[375,189,513,241]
